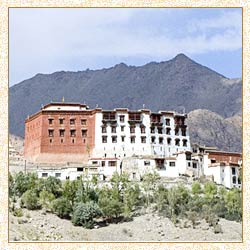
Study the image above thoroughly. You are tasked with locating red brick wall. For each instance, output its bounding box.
[24,110,96,163]
[208,152,241,164]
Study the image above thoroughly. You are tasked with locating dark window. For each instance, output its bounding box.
[121,126,125,132]
[150,127,155,133]
[42,173,48,177]
[49,139,53,143]
[232,167,236,175]
[238,178,241,184]
[193,163,197,169]
[141,126,146,133]
[77,168,83,172]
[130,126,135,133]
[103,112,116,120]
[92,161,98,165]
[101,161,105,167]
[48,118,53,125]
[111,126,116,133]
[232,176,236,184]
[188,162,191,167]
[131,136,135,143]
[175,128,179,135]
[81,119,87,125]
[129,113,141,121]
[183,139,187,147]
[112,136,117,143]
[102,126,107,133]
[70,129,76,137]
[182,129,186,136]
[167,138,171,145]
[169,162,175,167]
[102,136,107,143]
[151,136,155,143]
[72,139,75,143]
[70,119,75,125]
[61,139,63,143]
[165,118,170,126]
[175,139,180,146]
[159,137,163,144]
[144,161,150,166]
[55,173,61,178]
[166,128,171,135]
[108,161,117,167]
[186,153,192,161]
[141,136,146,143]
[59,118,64,125]
[121,136,125,142]
[82,129,87,137]
[120,115,125,122]
[158,127,163,134]
[59,129,65,137]
[48,129,54,137]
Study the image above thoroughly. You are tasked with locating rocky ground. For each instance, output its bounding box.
[9,207,242,242]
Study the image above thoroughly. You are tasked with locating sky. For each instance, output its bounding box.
[9,8,242,86]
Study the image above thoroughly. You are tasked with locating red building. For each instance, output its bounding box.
[24,103,96,163]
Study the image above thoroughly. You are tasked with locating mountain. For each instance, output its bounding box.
[9,54,242,151]
[187,109,242,152]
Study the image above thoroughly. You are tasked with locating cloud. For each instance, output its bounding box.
[9,8,242,85]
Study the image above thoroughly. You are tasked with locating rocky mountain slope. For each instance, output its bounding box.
[188,110,242,152]
[9,54,242,151]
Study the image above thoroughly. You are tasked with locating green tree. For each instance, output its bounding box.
[71,201,102,228]
[62,180,78,206]
[191,181,203,195]
[43,176,62,198]
[21,189,40,210]
[204,182,217,204]
[39,190,55,210]
[51,197,72,219]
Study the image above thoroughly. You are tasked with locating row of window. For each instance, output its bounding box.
[48,118,87,125]
[101,126,186,136]
[101,135,188,146]
[49,138,87,144]
[48,129,87,137]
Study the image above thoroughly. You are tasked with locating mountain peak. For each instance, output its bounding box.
[173,53,192,61]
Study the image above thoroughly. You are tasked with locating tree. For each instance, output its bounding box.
[39,190,55,211]
[43,176,62,198]
[51,197,72,219]
[71,201,102,228]
[21,189,40,210]
[191,181,202,195]
[203,182,217,204]
[62,180,78,206]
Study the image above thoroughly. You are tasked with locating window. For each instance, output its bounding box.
[129,113,141,121]
[175,139,180,146]
[121,126,125,132]
[82,129,87,137]
[151,136,155,143]
[61,139,64,143]
[112,136,117,143]
[72,139,75,143]
[59,129,65,137]
[232,176,236,184]
[48,118,53,125]
[59,118,64,125]
[193,163,197,169]
[130,136,135,143]
[49,139,53,143]
[130,126,135,133]
[141,136,146,143]
[103,112,116,120]
[102,136,107,143]
[66,176,70,180]
[120,115,125,122]
[48,129,54,137]
[92,161,98,165]
[83,138,86,143]
[77,168,83,172]
[102,126,107,133]
[238,178,241,184]
[188,162,191,167]
[121,136,125,142]
[175,128,179,135]
[101,161,105,167]
[169,162,175,167]
[42,173,48,177]
[183,139,187,147]
[55,173,61,178]
[182,129,186,136]
[150,127,155,133]
[144,161,150,166]
[158,127,163,134]
[159,137,163,144]
[141,126,146,134]
[132,173,136,179]
[108,161,117,167]
[70,119,75,125]
[166,128,171,135]
[111,126,116,133]
[186,153,192,161]
[232,167,236,175]
[167,138,171,145]
[165,118,170,126]
[81,119,87,125]
[70,129,76,137]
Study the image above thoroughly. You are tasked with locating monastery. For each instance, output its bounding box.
[24,102,242,189]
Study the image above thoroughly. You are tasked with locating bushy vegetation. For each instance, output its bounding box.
[9,171,242,231]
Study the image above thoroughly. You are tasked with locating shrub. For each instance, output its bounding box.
[43,176,62,198]
[71,201,102,228]
[39,190,55,210]
[13,208,24,217]
[63,180,79,206]
[21,190,40,210]
[191,181,202,195]
[51,197,72,219]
